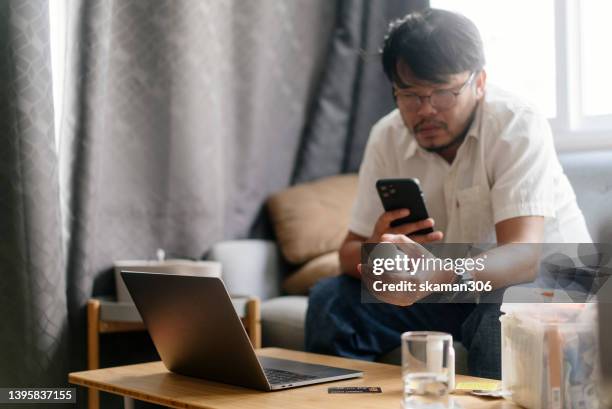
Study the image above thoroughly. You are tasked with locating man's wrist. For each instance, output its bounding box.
[365,233,381,244]
[433,266,459,285]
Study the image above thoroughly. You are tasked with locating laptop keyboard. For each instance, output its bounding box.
[264,368,319,385]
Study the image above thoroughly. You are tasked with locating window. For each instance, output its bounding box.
[431,0,612,150]
[49,0,67,150]
[580,0,611,117]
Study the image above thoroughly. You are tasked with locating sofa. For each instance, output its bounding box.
[208,150,612,370]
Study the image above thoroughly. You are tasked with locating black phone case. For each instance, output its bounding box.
[376,178,434,236]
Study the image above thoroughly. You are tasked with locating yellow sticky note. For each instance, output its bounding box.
[455,381,500,391]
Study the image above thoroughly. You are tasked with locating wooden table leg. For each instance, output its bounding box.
[245,298,261,349]
[123,396,135,409]
[87,299,100,409]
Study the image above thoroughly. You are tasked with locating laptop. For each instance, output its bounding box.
[121,271,363,391]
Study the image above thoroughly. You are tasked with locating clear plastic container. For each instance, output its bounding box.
[500,303,600,409]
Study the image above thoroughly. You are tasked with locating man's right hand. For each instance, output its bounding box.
[367,208,444,244]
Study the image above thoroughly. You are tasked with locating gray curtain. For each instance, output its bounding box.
[1,0,425,405]
[0,0,69,390]
[61,0,335,302]
[293,0,428,183]
[60,1,336,405]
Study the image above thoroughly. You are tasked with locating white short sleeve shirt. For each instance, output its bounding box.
[349,86,592,244]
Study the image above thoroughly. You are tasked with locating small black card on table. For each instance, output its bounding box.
[328,386,382,394]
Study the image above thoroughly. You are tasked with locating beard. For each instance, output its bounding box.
[414,110,477,154]
[421,128,467,153]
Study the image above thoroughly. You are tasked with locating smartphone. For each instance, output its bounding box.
[376,178,434,236]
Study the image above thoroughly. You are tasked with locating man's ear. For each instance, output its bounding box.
[474,70,487,98]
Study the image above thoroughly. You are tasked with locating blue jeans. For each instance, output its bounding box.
[305,275,502,379]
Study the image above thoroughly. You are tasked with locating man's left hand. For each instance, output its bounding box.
[360,234,454,306]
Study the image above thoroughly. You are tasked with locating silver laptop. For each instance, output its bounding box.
[121,271,362,391]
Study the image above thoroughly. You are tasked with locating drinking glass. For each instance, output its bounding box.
[401,331,454,409]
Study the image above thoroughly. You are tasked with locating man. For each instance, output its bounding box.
[305,8,591,379]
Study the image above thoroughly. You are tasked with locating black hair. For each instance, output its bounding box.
[382,8,485,85]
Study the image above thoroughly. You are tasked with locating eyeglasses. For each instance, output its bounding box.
[393,72,477,112]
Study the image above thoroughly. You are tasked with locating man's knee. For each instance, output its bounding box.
[309,274,360,306]
[307,274,403,359]
[462,303,502,379]
[305,275,361,352]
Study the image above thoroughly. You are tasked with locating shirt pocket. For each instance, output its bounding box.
[455,185,495,243]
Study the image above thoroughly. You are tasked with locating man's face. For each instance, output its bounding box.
[394,62,486,152]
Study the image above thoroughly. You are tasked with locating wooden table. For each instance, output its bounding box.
[70,348,519,409]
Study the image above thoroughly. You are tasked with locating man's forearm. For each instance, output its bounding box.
[473,243,541,288]
[474,216,545,289]
[339,240,362,279]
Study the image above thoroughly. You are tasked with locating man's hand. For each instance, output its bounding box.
[367,209,444,244]
[339,210,444,278]
[360,262,422,306]
[360,234,454,306]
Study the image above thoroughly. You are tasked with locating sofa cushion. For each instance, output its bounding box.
[261,296,308,351]
[208,240,282,300]
[282,251,341,295]
[267,174,358,264]
[560,151,612,243]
